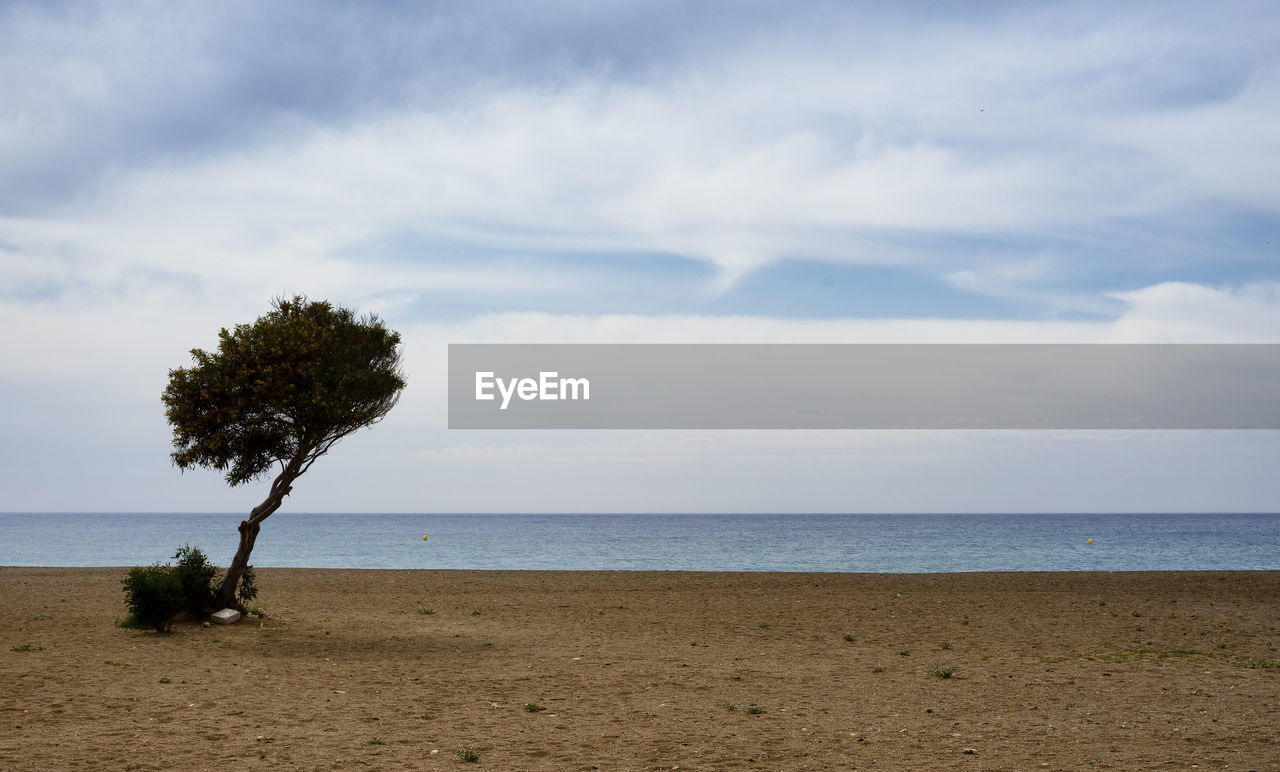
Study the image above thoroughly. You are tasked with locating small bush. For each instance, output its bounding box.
[930,665,958,679]
[121,544,225,631]
[457,745,481,762]
[122,565,183,632]
[746,704,766,715]
[524,703,546,712]
[173,545,218,619]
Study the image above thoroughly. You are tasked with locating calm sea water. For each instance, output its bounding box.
[0,512,1277,572]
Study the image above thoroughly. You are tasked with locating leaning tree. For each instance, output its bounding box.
[163,296,405,608]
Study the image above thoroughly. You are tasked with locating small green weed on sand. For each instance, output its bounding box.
[457,745,481,762]
[940,641,952,650]
[417,607,437,615]
[843,633,855,642]
[930,665,958,679]
[158,677,172,684]
[524,703,546,712]
[366,737,389,745]
[746,704,766,715]
[11,645,43,652]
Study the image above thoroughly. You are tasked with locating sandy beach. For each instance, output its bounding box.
[2,568,1278,770]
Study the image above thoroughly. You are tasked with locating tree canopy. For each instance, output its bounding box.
[164,296,405,484]
[163,296,405,607]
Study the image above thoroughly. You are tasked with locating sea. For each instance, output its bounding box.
[0,512,1277,572]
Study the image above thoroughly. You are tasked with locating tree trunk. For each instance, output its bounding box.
[216,518,263,609]
[214,457,304,609]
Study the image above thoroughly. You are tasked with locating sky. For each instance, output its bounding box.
[2,0,1280,513]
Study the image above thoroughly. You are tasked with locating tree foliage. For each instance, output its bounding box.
[162,296,405,607]
[164,296,405,486]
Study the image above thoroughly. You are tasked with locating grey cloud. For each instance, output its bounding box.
[0,0,832,211]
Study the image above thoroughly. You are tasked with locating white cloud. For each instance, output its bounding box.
[1106,282,1280,342]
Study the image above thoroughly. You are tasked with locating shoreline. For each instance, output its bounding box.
[4,567,1279,768]
[7,512,1280,575]
[9,565,1280,574]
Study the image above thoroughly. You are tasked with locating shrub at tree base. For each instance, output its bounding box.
[172,544,219,619]
[121,545,257,632]
[122,565,183,632]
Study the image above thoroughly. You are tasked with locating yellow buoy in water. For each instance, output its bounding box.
[422,535,429,541]
[1087,538,1093,544]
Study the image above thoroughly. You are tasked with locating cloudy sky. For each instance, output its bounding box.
[3,0,1279,513]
